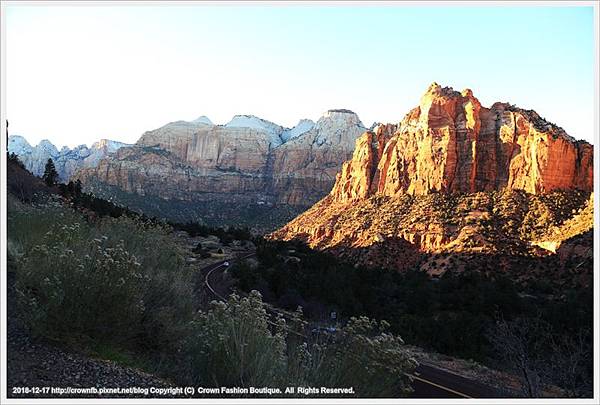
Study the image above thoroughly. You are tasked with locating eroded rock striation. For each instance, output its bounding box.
[330,83,593,203]
[74,111,367,225]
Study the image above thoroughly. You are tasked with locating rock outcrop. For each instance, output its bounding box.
[330,83,593,204]
[8,136,130,182]
[75,111,367,211]
[272,83,594,281]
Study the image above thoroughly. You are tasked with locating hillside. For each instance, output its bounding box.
[272,83,594,286]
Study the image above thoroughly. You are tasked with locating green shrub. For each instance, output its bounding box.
[95,216,194,352]
[10,202,194,355]
[307,317,417,397]
[185,291,287,388]
[184,291,416,397]
[17,223,148,344]
[7,196,88,257]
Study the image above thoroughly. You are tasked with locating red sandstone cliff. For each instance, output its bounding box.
[330,83,592,203]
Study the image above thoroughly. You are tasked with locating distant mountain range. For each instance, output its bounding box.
[8,136,130,182]
[71,110,367,228]
[8,110,368,229]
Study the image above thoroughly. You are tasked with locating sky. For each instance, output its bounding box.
[3,3,596,147]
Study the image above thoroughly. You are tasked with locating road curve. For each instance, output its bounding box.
[203,252,256,301]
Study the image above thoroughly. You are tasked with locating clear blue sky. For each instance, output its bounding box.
[4,3,596,147]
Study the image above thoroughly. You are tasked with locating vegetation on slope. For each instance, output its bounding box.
[80,178,307,232]
[7,153,593,397]
[275,190,592,251]
[8,195,194,367]
[184,292,415,397]
[272,189,593,288]
[6,155,416,397]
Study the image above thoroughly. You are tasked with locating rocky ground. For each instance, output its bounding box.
[273,189,593,288]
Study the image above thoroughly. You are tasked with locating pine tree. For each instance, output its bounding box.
[42,158,59,186]
[74,179,83,195]
[7,152,25,169]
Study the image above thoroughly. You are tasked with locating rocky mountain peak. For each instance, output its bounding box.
[320,109,362,123]
[38,139,59,155]
[326,108,357,114]
[272,84,594,276]
[8,135,130,182]
[314,109,365,147]
[225,115,284,133]
[91,139,130,153]
[224,115,286,147]
[327,83,593,202]
[8,135,32,153]
[461,88,474,98]
[73,107,371,221]
[92,139,110,148]
[426,81,440,92]
[281,119,315,143]
[191,115,213,125]
[422,81,460,98]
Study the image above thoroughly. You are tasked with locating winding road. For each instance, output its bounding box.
[201,254,501,399]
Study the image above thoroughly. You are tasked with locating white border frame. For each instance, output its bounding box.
[1,1,598,404]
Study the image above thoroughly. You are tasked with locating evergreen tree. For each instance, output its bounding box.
[7,152,26,169]
[74,179,83,195]
[42,158,59,186]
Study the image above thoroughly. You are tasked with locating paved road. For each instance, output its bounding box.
[201,255,501,399]
[411,363,500,398]
[202,253,255,300]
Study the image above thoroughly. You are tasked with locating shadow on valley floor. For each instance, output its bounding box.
[228,237,593,397]
[78,179,310,233]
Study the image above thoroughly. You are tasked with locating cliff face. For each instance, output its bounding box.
[270,110,367,204]
[330,83,593,203]
[8,136,130,182]
[75,111,367,211]
[272,84,594,281]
